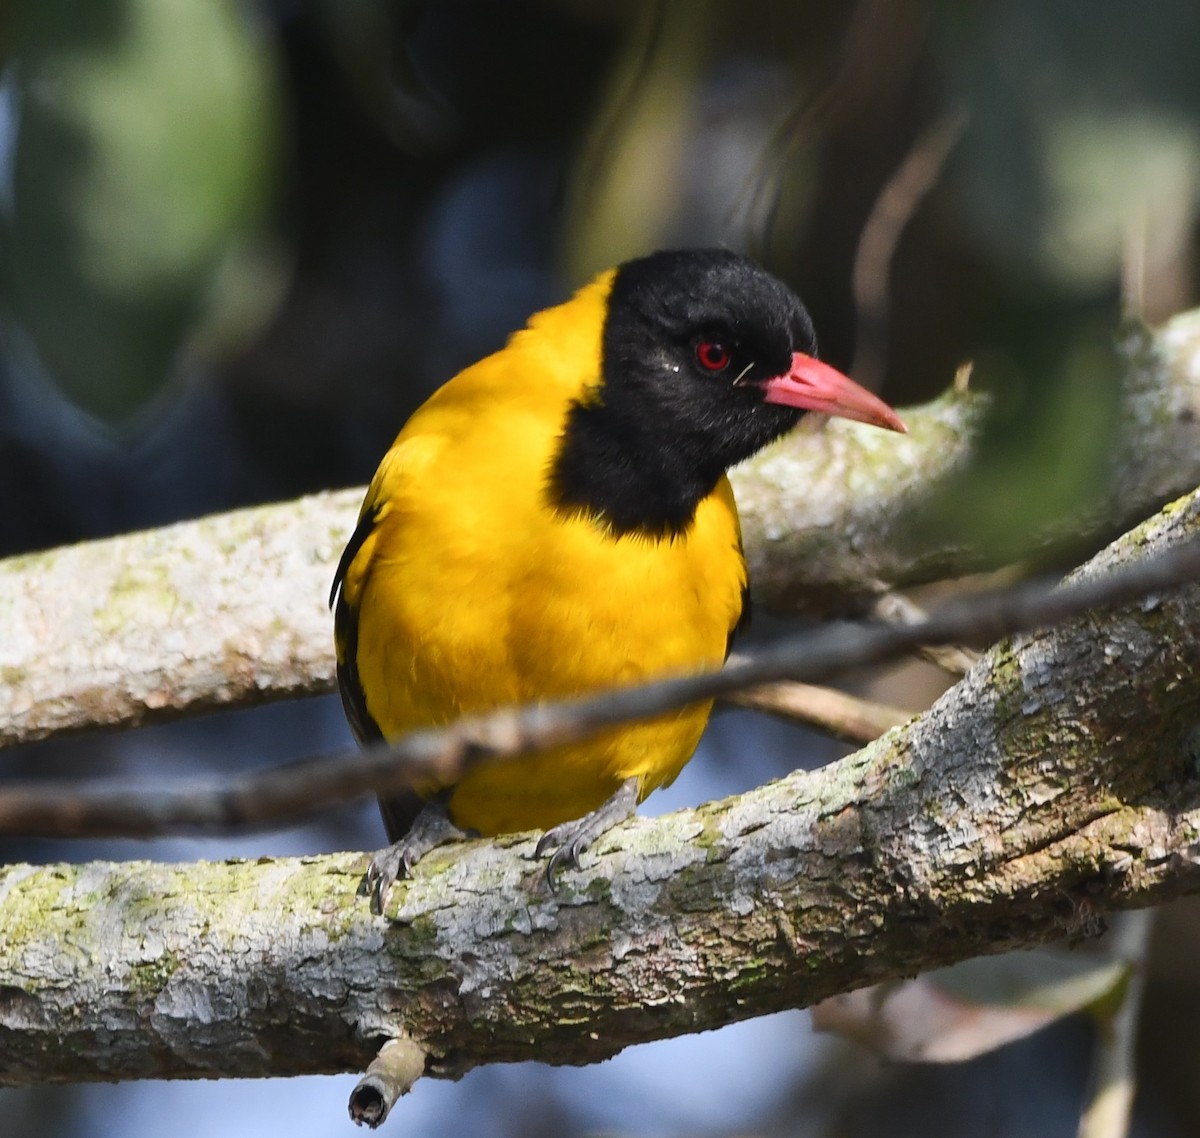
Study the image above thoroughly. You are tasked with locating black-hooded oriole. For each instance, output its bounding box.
[331,248,905,910]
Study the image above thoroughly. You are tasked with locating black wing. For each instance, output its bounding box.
[331,504,427,840]
[726,579,751,660]
[330,505,385,748]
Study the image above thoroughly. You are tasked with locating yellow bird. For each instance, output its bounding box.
[331,248,905,909]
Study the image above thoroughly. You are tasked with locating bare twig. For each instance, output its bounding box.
[724,672,911,743]
[872,591,981,677]
[736,0,931,258]
[1077,911,1153,1138]
[2,511,1199,840]
[850,109,968,389]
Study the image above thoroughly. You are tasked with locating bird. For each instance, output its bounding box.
[330,248,906,912]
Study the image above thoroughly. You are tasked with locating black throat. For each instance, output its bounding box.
[547,398,726,538]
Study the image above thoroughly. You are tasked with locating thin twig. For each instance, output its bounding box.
[872,591,981,677]
[1076,911,1154,1138]
[736,0,931,259]
[1,493,1199,1088]
[723,672,911,743]
[850,109,968,388]
[2,525,1199,839]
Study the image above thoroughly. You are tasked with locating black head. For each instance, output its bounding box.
[548,248,902,537]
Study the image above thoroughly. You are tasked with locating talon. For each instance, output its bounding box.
[366,846,407,915]
[542,836,586,894]
[362,798,468,914]
[532,778,640,893]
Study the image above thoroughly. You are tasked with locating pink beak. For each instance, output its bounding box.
[760,352,907,434]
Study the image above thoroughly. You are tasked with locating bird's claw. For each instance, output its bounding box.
[532,777,640,893]
[362,798,467,915]
[535,826,590,893]
[363,843,415,915]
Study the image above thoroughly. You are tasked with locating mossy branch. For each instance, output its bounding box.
[2,486,1199,1087]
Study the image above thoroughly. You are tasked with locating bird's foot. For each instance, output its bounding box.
[533,777,639,892]
[364,800,468,915]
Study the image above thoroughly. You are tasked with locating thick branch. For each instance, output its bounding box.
[3,313,1200,750]
[2,489,1199,1086]
[0,490,348,747]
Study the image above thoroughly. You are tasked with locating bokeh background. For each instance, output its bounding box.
[3,1,1200,1136]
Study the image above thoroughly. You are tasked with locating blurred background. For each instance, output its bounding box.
[2,1,1200,1135]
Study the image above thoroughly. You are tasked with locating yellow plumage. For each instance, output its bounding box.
[335,271,747,836]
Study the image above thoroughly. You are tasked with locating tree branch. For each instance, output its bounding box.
[2,486,1199,1087]
[4,311,1200,751]
[0,490,347,747]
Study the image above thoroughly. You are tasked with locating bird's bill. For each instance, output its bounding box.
[760,353,908,433]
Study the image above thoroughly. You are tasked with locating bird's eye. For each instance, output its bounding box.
[695,340,731,372]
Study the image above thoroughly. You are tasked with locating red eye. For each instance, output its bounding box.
[695,340,731,371]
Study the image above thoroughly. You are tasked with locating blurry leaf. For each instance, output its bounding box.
[813,949,1129,1063]
[1036,110,1200,290]
[910,2,1200,564]
[1,0,283,422]
[937,1,1200,286]
[911,316,1123,566]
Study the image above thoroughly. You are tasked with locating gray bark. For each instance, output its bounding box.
[1,485,1198,1086]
